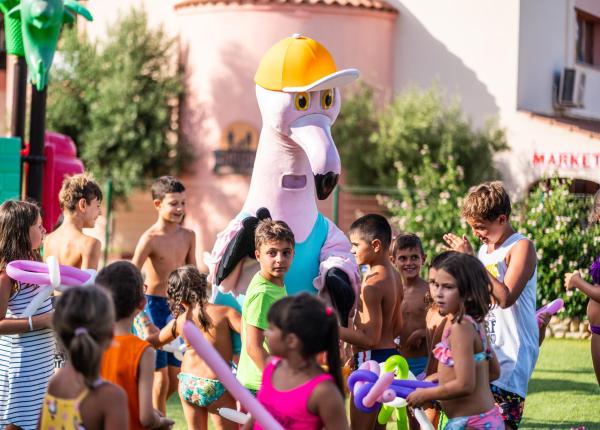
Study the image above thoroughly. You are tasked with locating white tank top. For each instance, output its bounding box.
[478,232,539,398]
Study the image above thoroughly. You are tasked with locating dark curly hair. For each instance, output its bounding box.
[167,265,212,336]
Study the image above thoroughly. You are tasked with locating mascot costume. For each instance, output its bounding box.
[206,34,360,327]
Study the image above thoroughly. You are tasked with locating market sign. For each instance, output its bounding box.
[214,121,258,175]
[532,152,600,169]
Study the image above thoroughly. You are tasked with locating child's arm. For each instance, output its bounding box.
[186,229,197,266]
[146,319,176,349]
[0,273,53,335]
[80,237,101,270]
[310,382,350,430]
[489,348,500,382]
[137,346,175,428]
[566,271,600,302]
[489,239,537,308]
[339,282,383,349]
[246,324,268,371]
[405,328,427,350]
[241,416,255,430]
[226,307,242,334]
[132,232,153,269]
[407,322,477,406]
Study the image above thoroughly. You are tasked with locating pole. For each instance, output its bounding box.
[102,178,113,268]
[10,56,27,142]
[25,86,47,204]
[333,184,340,226]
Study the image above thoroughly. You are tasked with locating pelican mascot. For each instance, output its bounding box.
[206,34,360,326]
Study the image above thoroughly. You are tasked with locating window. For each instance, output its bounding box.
[576,9,600,67]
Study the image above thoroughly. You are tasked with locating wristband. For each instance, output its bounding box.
[28,316,34,332]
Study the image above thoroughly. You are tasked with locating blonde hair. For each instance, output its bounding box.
[255,219,295,250]
[59,173,103,212]
[53,286,115,388]
[461,181,511,221]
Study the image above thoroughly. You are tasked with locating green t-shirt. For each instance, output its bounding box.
[236,272,287,391]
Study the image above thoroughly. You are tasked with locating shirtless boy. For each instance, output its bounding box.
[340,214,402,430]
[44,174,103,269]
[392,233,429,379]
[132,176,197,414]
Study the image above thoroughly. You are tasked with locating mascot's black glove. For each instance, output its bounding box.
[215,207,271,285]
[324,268,355,327]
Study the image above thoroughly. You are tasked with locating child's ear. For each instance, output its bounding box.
[286,333,300,350]
[153,199,162,210]
[137,295,147,311]
[77,198,87,213]
[255,249,260,260]
[371,238,382,253]
[497,214,508,225]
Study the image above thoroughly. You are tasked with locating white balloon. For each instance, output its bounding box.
[218,408,249,424]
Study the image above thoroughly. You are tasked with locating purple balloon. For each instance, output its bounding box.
[391,380,437,389]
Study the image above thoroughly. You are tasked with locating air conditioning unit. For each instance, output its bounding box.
[558,67,586,107]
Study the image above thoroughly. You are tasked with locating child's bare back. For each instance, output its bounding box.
[133,223,196,297]
[44,224,101,269]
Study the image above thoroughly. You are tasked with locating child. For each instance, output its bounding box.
[39,285,128,429]
[444,181,539,430]
[236,219,294,395]
[151,265,241,430]
[339,214,402,430]
[392,233,429,378]
[132,175,197,412]
[44,173,103,269]
[0,200,55,430]
[96,261,174,429]
[407,253,503,430]
[243,293,350,430]
[565,189,600,386]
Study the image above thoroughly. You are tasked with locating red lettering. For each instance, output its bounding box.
[559,154,568,166]
[595,153,600,167]
[582,154,589,168]
[548,154,556,166]
[532,152,545,166]
[570,154,579,167]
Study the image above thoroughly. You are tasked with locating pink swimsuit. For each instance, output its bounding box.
[254,358,333,430]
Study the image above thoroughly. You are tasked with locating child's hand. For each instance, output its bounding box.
[405,331,425,350]
[538,311,551,327]
[442,233,474,255]
[406,388,431,408]
[33,312,54,329]
[565,271,583,291]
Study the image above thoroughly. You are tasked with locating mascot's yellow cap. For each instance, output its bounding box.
[255,34,359,93]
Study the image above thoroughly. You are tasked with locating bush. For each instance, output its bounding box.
[334,85,507,188]
[47,8,187,199]
[515,178,600,318]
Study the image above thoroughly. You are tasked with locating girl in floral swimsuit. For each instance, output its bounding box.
[407,253,503,430]
[155,266,241,430]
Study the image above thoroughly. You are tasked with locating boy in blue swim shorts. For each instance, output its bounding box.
[132,176,197,414]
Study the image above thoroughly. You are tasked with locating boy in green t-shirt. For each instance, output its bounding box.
[237,219,295,394]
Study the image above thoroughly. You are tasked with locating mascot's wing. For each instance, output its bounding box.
[314,219,360,326]
[205,208,271,296]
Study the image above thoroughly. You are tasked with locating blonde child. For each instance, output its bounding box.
[407,253,502,430]
[565,189,600,386]
[243,293,350,430]
[39,286,128,429]
[97,261,174,429]
[151,265,241,430]
[44,173,103,269]
[0,200,54,429]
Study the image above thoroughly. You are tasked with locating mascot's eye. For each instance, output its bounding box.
[321,89,334,109]
[294,92,310,111]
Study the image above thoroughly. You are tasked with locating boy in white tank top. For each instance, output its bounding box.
[443,181,539,430]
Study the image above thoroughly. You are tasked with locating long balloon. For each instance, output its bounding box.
[182,321,284,430]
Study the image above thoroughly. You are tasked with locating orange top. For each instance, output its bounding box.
[100,333,150,430]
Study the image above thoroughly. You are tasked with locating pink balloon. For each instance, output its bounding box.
[536,298,564,325]
[6,260,92,286]
[182,321,284,430]
[363,371,394,408]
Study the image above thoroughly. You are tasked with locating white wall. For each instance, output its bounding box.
[391,0,521,128]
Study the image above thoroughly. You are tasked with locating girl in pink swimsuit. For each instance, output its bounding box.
[242,293,349,430]
[407,253,503,430]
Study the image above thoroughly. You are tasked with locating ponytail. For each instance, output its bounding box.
[69,328,104,388]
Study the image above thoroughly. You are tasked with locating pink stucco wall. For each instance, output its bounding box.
[175,5,396,261]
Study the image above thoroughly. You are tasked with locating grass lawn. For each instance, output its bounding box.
[167,338,600,429]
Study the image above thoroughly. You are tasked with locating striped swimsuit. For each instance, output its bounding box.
[0,282,56,430]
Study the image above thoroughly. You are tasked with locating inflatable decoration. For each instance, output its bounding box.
[535,298,564,327]
[218,408,250,425]
[182,321,284,430]
[206,34,361,326]
[162,336,187,361]
[348,356,436,430]
[6,257,95,317]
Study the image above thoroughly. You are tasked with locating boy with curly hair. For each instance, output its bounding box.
[44,173,103,269]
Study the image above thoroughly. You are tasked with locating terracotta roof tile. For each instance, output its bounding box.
[524,111,600,140]
[174,0,397,13]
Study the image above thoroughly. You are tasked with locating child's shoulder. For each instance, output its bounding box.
[364,264,398,288]
[90,380,127,406]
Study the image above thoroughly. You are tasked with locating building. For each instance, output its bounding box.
[4,0,599,259]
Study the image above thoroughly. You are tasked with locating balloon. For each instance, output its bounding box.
[162,337,187,362]
[536,298,564,326]
[6,258,95,317]
[218,408,250,424]
[182,321,284,430]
